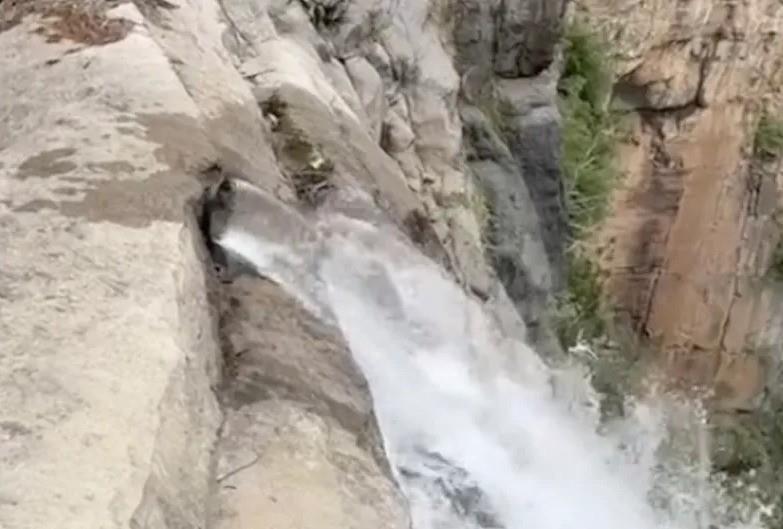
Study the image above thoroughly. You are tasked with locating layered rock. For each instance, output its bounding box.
[574,0,783,409]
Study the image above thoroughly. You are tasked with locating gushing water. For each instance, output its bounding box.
[211,188,763,529]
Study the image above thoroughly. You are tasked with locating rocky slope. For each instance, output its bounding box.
[0,0,564,527]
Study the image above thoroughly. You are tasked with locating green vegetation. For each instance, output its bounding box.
[755,113,783,281]
[767,238,783,280]
[559,22,619,238]
[554,251,605,347]
[553,22,643,420]
[754,112,783,160]
[711,394,783,528]
[467,185,495,248]
[281,135,335,206]
[555,26,783,525]
[554,22,621,350]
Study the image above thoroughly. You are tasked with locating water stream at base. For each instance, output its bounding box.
[212,194,765,529]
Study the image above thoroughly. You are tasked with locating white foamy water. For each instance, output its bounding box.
[213,199,764,529]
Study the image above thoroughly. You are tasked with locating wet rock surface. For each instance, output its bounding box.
[399,449,503,529]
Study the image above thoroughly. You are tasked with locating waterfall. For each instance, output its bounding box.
[208,183,765,529]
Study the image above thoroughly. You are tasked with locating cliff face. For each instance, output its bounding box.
[0,0,564,528]
[576,0,783,411]
[453,0,567,354]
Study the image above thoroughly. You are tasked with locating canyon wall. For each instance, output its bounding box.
[575,0,783,411]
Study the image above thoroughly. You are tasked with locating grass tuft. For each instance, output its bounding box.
[554,22,621,350]
[754,112,783,161]
[559,22,620,239]
[767,238,783,281]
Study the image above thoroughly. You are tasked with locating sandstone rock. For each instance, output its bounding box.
[578,0,783,408]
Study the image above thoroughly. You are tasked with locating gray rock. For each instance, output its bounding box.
[0,4,223,528]
[345,56,386,142]
[503,105,567,286]
[383,102,417,154]
[493,0,566,78]
[450,0,567,345]
[211,277,410,529]
[0,1,413,528]
[1,0,571,526]
[461,105,560,353]
[452,0,565,79]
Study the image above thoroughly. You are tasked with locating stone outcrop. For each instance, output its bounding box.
[574,0,783,410]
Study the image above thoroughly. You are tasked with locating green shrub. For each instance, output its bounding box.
[561,22,613,113]
[555,22,620,349]
[554,249,606,347]
[559,22,620,238]
[754,112,783,160]
[468,186,493,240]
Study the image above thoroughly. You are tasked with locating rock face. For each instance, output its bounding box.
[1,0,570,527]
[575,0,783,409]
[0,3,225,527]
[0,0,413,527]
[453,0,567,355]
[212,277,408,529]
